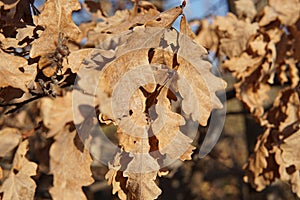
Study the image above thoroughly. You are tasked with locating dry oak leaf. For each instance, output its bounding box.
[263,88,300,128]
[72,49,115,127]
[116,89,150,154]
[95,49,156,120]
[285,58,299,88]
[274,90,300,156]
[271,90,300,196]
[228,41,276,118]
[0,25,36,50]
[243,128,277,191]
[86,4,159,46]
[65,49,95,73]
[144,2,184,28]
[30,0,81,58]
[125,171,161,200]
[0,52,37,92]
[116,87,195,161]
[234,0,257,20]
[87,0,184,46]
[76,17,225,198]
[245,89,300,194]
[110,27,226,125]
[223,52,262,79]
[105,150,162,200]
[275,126,300,197]
[259,0,300,26]
[40,91,74,137]
[152,87,195,161]
[105,151,127,200]
[249,34,267,56]
[194,19,219,52]
[223,33,274,80]
[91,27,225,161]
[0,128,22,157]
[278,129,300,170]
[235,74,270,118]
[215,13,259,58]
[0,36,26,50]
[15,25,36,42]
[0,140,38,200]
[124,152,162,200]
[49,128,94,200]
[180,15,196,39]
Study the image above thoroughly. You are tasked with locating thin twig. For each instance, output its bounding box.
[0,94,45,114]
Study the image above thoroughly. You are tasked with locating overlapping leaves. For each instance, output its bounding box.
[0,0,226,200]
[74,4,226,198]
[195,0,300,196]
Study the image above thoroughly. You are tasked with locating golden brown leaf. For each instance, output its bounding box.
[87,1,185,47]
[223,53,262,78]
[105,150,162,200]
[75,16,225,199]
[177,56,226,125]
[145,3,184,28]
[49,128,94,200]
[235,77,270,118]
[0,128,22,157]
[65,48,96,73]
[194,19,219,52]
[215,13,259,58]
[249,34,267,56]
[180,15,195,39]
[15,25,35,42]
[0,140,38,200]
[0,37,27,50]
[259,0,300,26]
[245,89,300,196]
[243,129,270,190]
[87,6,159,46]
[152,87,195,161]
[40,91,74,137]
[234,0,257,20]
[105,151,127,200]
[0,52,36,92]
[125,171,161,200]
[30,0,81,58]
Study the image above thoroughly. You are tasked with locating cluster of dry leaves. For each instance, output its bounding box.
[195,0,300,197]
[1,0,300,199]
[0,0,226,199]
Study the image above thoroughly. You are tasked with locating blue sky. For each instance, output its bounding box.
[165,0,228,30]
[165,0,228,18]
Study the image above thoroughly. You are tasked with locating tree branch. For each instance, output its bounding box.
[0,94,45,114]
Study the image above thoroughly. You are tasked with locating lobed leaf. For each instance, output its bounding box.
[0,140,38,200]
